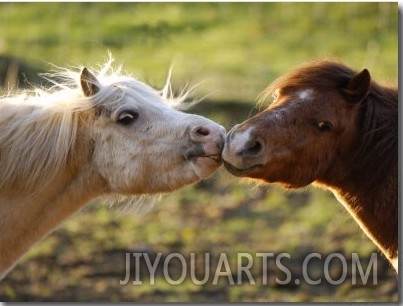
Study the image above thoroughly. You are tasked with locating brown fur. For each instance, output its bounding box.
[224,61,398,271]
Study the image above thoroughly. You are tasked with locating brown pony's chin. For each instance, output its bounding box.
[223,161,262,177]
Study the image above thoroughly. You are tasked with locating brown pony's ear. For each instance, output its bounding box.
[80,67,101,97]
[342,69,371,104]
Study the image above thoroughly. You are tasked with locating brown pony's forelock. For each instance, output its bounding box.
[259,61,357,104]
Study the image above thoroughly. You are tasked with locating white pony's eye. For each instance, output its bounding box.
[117,111,139,126]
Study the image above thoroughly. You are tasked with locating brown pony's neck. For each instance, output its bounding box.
[320,167,397,269]
[317,82,398,270]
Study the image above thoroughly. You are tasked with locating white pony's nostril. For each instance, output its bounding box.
[195,126,210,137]
[190,125,212,141]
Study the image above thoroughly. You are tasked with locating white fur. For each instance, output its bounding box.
[231,127,253,152]
[0,57,225,279]
[297,88,314,100]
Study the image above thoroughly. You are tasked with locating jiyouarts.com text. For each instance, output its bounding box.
[119,252,378,286]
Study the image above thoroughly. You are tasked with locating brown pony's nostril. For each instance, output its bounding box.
[238,139,262,157]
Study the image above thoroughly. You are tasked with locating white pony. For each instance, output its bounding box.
[0,59,225,279]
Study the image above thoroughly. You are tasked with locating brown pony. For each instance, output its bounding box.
[222,61,398,272]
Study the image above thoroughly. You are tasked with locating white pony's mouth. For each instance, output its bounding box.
[186,147,223,179]
[189,155,222,179]
[206,154,222,162]
[187,151,222,164]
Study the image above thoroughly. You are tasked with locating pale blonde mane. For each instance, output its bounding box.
[0,57,189,194]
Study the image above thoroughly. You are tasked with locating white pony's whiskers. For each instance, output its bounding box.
[105,193,164,216]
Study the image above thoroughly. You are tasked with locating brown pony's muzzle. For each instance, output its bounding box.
[222,125,266,176]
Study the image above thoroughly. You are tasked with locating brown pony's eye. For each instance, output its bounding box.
[117,111,139,126]
[315,121,333,132]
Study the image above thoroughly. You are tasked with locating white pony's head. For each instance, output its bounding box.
[78,63,226,195]
[0,58,225,196]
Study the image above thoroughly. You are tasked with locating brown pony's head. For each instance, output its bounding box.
[222,61,373,188]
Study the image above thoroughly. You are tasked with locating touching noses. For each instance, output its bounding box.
[222,126,265,170]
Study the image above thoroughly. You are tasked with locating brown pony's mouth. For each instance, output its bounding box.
[223,161,262,176]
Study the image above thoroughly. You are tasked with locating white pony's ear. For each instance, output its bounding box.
[80,67,101,97]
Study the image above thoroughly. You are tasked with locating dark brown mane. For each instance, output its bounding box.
[352,79,397,191]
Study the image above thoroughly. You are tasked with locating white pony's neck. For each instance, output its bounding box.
[0,102,105,278]
[0,159,105,279]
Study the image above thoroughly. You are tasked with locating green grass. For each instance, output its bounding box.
[0,2,398,302]
[0,3,398,101]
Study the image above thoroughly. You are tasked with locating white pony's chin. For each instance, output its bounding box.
[191,156,222,178]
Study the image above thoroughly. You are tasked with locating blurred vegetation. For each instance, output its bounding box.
[0,2,398,302]
[0,2,398,100]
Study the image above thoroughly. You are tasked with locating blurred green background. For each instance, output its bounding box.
[0,2,398,302]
